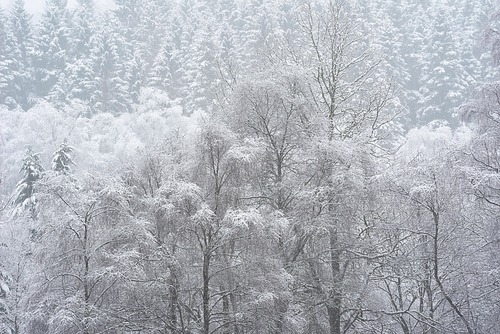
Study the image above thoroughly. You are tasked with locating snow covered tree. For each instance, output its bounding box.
[286,1,400,332]
[32,0,70,99]
[12,146,44,218]
[51,140,75,175]
[229,70,310,212]
[0,192,32,334]
[194,122,238,334]
[0,227,25,334]
[112,0,171,106]
[379,124,496,334]
[89,14,132,115]
[68,0,96,60]
[294,0,400,143]
[54,0,98,110]
[224,69,312,332]
[453,12,500,330]
[182,18,220,113]
[0,264,12,334]
[368,0,420,129]
[459,4,500,209]
[0,191,14,334]
[148,38,184,104]
[416,2,474,127]
[0,7,11,107]
[26,173,141,333]
[6,0,34,110]
[117,145,187,331]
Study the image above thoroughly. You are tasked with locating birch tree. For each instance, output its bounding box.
[26,173,140,333]
[288,1,400,332]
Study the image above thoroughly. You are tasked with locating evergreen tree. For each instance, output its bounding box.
[55,0,98,111]
[416,2,471,126]
[59,56,96,114]
[369,0,416,128]
[0,6,12,108]
[113,0,171,105]
[13,146,44,217]
[68,0,96,60]
[7,0,34,110]
[148,29,187,105]
[32,0,70,99]
[51,140,75,175]
[182,17,219,113]
[125,53,143,106]
[90,15,131,115]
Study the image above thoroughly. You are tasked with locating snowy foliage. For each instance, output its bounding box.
[1,0,500,333]
[12,146,43,217]
[51,139,75,174]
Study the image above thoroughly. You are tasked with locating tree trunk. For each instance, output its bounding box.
[327,301,341,334]
[274,299,287,334]
[168,272,179,332]
[396,278,410,334]
[203,250,210,334]
[328,228,341,334]
[423,263,435,334]
[83,212,91,334]
[431,211,474,334]
[221,285,230,334]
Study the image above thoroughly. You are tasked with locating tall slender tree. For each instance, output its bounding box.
[51,140,75,175]
[0,6,13,107]
[12,146,44,218]
[32,0,70,99]
[26,173,141,333]
[291,1,399,332]
[90,14,131,115]
[7,0,34,110]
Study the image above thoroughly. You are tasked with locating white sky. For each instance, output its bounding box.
[0,0,115,18]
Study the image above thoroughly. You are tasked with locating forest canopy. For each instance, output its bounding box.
[1,0,500,333]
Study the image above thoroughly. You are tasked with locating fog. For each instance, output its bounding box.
[0,0,114,17]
